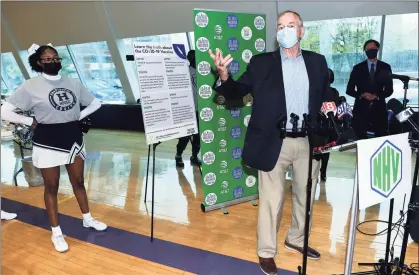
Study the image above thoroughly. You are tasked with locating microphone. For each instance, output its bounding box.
[290,113,299,132]
[387,98,419,134]
[336,101,353,128]
[276,113,287,138]
[391,74,419,82]
[321,101,340,138]
[302,113,310,132]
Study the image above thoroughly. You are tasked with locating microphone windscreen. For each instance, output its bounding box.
[387,98,403,115]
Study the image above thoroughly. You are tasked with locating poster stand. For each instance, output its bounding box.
[142,137,202,242]
[126,54,200,241]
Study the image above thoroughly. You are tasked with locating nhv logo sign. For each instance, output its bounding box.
[370,140,402,198]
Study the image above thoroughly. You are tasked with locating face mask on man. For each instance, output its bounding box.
[277,27,299,49]
[43,62,62,75]
[365,49,378,59]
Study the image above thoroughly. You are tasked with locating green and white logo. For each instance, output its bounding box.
[214,25,222,34]
[214,25,223,40]
[370,141,402,198]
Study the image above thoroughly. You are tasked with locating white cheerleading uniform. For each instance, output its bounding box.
[31,121,86,168]
[2,74,101,168]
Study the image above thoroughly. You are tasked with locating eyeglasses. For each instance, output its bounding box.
[39,57,62,63]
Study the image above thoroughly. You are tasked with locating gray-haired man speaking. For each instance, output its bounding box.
[209,10,333,275]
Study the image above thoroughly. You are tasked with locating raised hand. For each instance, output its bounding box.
[208,48,233,81]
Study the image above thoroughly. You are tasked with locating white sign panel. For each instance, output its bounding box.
[133,42,198,144]
[357,133,411,210]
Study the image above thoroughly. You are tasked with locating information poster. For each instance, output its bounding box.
[194,9,266,210]
[133,42,198,145]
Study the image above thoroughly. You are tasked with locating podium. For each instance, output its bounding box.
[314,133,412,275]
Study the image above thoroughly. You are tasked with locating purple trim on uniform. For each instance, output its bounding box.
[1,198,297,275]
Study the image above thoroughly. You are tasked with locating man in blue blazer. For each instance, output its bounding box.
[209,10,333,275]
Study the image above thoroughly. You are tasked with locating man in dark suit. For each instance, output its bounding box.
[346,39,393,139]
[209,10,332,275]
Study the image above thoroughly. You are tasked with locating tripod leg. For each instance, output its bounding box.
[383,198,394,271]
[151,144,156,242]
[144,145,151,203]
[398,150,419,270]
[301,177,312,275]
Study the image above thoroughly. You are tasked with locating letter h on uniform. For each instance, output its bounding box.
[56,92,70,102]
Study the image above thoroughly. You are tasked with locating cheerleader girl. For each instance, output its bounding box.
[1,44,107,252]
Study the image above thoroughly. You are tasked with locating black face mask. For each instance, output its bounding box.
[43,62,62,75]
[366,49,378,59]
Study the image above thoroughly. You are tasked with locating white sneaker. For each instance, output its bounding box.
[51,234,69,253]
[1,210,17,220]
[83,218,107,231]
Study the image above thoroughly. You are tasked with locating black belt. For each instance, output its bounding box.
[285,132,307,138]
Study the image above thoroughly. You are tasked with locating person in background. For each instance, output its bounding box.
[1,44,107,253]
[210,10,333,275]
[316,68,340,181]
[346,39,393,139]
[175,50,201,168]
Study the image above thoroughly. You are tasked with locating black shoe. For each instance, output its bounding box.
[259,257,277,275]
[175,156,184,168]
[190,156,201,166]
[284,241,321,260]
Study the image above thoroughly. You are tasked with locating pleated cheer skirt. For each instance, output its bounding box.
[31,121,86,169]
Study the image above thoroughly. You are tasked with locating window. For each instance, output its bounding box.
[21,45,81,80]
[1,52,26,97]
[1,78,9,99]
[20,50,39,78]
[69,41,125,104]
[188,32,195,50]
[56,46,80,80]
[301,16,383,104]
[382,13,418,106]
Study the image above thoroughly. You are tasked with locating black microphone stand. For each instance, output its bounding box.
[401,78,410,109]
[300,114,314,275]
[278,114,316,275]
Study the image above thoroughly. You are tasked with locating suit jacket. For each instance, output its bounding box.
[346,60,393,120]
[215,50,332,172]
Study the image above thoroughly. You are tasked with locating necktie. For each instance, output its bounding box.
[370,63,375,82]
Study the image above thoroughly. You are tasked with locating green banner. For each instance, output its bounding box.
[193,9,266,210]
